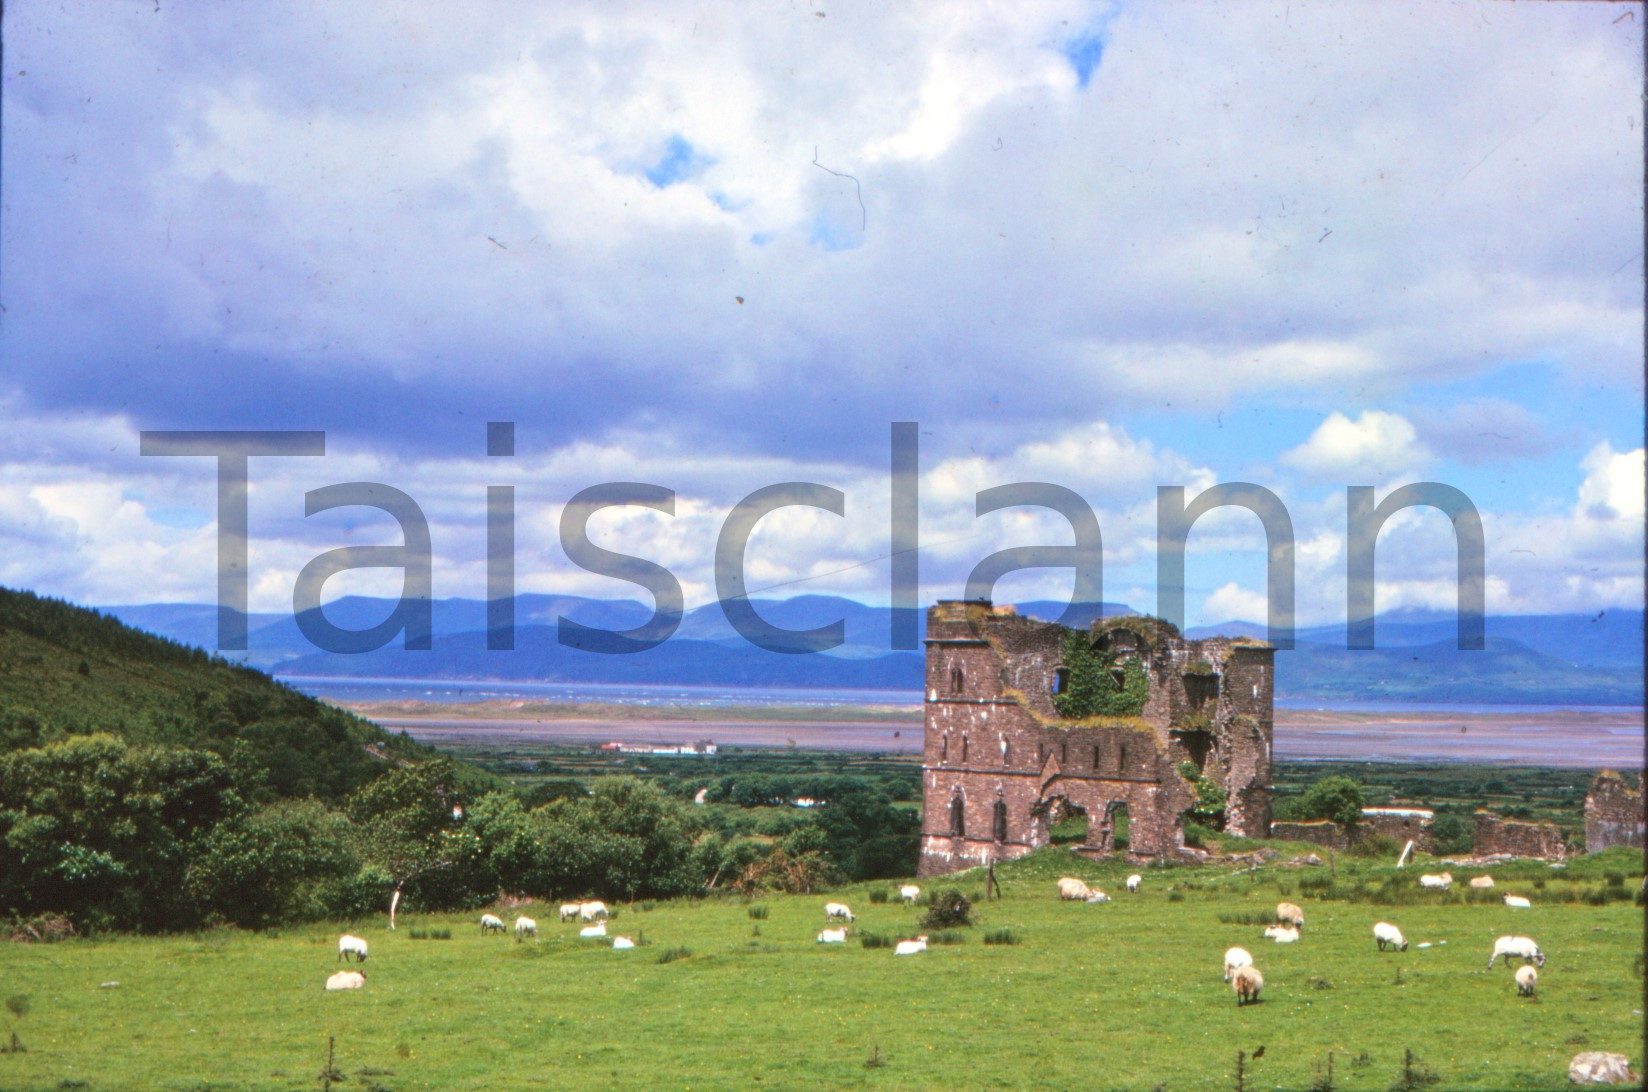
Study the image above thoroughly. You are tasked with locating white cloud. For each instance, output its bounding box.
[1202,581,1269,625]
[1281,411,1430,484]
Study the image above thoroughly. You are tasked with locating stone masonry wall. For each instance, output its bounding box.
[1473,811,1566,859]
[1584,770,1645,853]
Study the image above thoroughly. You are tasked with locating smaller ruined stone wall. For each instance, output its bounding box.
[1270,820,1348,850]
[1584,771,1645,853]
[1361,812,1434,852]
[1473,811,1566,859]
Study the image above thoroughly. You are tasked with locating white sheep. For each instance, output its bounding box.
[480,913,507,934]
[1262,924,1300,943]
[1126,874,1141,894]
[1418,872,1452,890]
[337,934,368,963]
[1223,946,1253,982]
[1372,922,1408,951]
[824,902,855,922]
[1503,894,1531,909]
[579,901,609,921]
[1275,901,1305,930]
[1468,875,1495,889]
[1487,935,1545,969]
[1232,964,1263,1005]
[893,935,929,956]
[580,921,608,938]
[514,916,537,940]
[325,970,366,991]
[559,902,582,921]
[1057,876,1092,901]
[817,928,849,944]
[1515,964,1538,996]
[611,936,635,950]
[899,885,921,904]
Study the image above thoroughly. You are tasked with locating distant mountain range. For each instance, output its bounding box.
[99,596,1644,706]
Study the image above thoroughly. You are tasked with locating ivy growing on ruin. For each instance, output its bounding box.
[1053,630,1149,719]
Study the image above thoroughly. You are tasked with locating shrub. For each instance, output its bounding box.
[868,888,890,904]
[746,904,769,920]
[983,928,1018,945]
[859,932,893,949]
[1182,820,1215,848]
[921,890,974,929]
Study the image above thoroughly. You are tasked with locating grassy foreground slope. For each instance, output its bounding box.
[1,849,1640,1090]
[0,587,436,801]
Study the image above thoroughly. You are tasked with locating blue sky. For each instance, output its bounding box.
[0,1,1640,635]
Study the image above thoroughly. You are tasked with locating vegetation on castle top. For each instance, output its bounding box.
[1052,629,1149,719]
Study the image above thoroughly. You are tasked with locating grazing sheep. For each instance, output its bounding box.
[1232,964,1263,1005]
[480,913,507,934]
[337,934,368,963]
[1515,964,1538,997]
[1373,922,1408,951]
[580,922,608,938]
[325,970,366,991]
[893,935,928,956]
[611,936,635,950]
[1487,935,1545,969]
[1275,901,1305,930]
[1468,875,1495,889]
[824,902,855,922]
[1418,872,1452,890]
[1223,946,1253,982]
[514,916,537,940]
[899,885,921,904]
[1126,874,1141,894]
[1057,877,1092,901]
[579,901,609,922]
[1262,925,1300,943]
[559,902,582,921]
[817,928,849,944]
[1503,895,1531,909]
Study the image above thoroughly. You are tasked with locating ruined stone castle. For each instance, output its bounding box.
[918,600,1275,877]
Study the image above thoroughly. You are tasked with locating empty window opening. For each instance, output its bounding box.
[999,734,1010,764]
[941,732,949,762]
[993,799,1009,842]
[1052,667,1070,695]
[961,734,969,763]
[1184,673,1219,712]
[950,793,966,837]
[950,666,965,694]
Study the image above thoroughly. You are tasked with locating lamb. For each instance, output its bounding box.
[1418,872,1452,890]
[1515,964,1538,997]
[1223,946,1253,982]
[480,913,507,934]
[1372,922,1408,951]
[1468,875,1495,889]
[1503,895,1531,909]
[817,928,849,944]
[1275,901,1305,930]
[325,970,366,991]
[611,936,635,950]
[1262,924,1300,943]
[580,921,608,938]
[824,902,855,922]
[514,916,537,940]
[1232,964,1263,1005]
[893,935,928,956]
[579,901,609,921]
[337,934,368,963]
[1126,874,1141,894]
[559,902,582,921]
[899,885,921,904]
[1487,935,1545,969]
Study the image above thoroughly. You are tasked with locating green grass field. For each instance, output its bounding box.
[1,848,1641,1090]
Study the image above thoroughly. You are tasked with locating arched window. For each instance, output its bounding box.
[950,793,966,837]
[999,734,1009,764]
[941,732,949,762]
[950,665,965,694]
[993,799,1009,842]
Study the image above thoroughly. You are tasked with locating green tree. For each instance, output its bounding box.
[187,799,358,928]
[1054,630,1148,719]
[1294,774,1365,827]
[1428,813,1472,856]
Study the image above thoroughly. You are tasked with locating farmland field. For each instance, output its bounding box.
[1,847,1640,1090]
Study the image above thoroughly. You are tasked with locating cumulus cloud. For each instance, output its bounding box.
[1281,411,1430,484]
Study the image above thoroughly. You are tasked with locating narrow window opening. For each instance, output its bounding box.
[950,793,966,837]
[1052,667,1070,695]
[950,665,965,694]
[992,799,1008,842]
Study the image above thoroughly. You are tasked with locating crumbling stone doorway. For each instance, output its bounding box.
[1098,801,1131,853]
